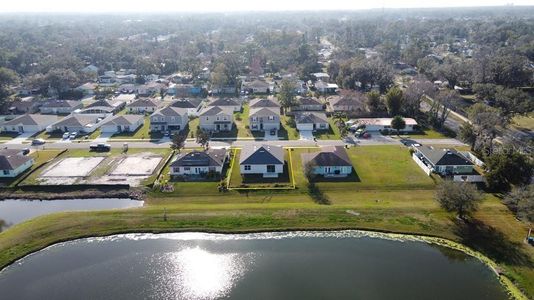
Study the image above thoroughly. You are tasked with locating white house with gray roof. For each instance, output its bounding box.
[413,146,475,176]
[171,98,204,116]
[248,100,281,132]
[207,98,241,112]
[170,148,228,177]
[294,97,324,111]
[46,114,107,133]
[239,144,284,178]
[198,106,234,132]
[149,106,188,133]
[301,146,353,177]
[0,149,34,178]
[100,115,144,133]
[40,99,83,114]
[127,98,158,114]
[294,112,329,131]
[2,114,58,134]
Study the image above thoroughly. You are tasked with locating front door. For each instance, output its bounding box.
[260,123,264,130]
[216,124,220,131]
[18,126,24,133]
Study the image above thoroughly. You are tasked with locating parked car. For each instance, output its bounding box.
[31,139,46,145]
[270,129,276,136]
[62,132,70,139]
[89,143,111,152]
[69,132,78,139]
[21,148,30,155]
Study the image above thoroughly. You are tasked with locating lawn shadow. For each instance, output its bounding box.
[453,218,533,267]
[241,163,290,184]
[309,168,361,183]
[307,182,331,205]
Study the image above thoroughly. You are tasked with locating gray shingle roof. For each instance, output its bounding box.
[3,114,57,126]
[208,98,240,107]
[41,99,81,108]
[127,98,158,108]
[171,149,227,168]
[301,146,352,167]
[240,144,284,165]
[249,98,280,108]
[199,106,233,117]
[295,112,328,124]
[151,106,188,117]
[0,149,32,170]
[297,97,321,106]
[171,98,203,109]
[52,115,97,127]
[249,107,280,118]
[418,146,473,166]
[101,115,143,126]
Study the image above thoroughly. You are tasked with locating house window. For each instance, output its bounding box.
[3,170,9,175]
[216,117,220,121]
[244,165,251,171]
[268,116,274,121]
[252,117,257,122]
[184,167,190,171]
[171,117,175,121]
[173,167,180,173]
[320,123,326,129]
[266,165,275,173]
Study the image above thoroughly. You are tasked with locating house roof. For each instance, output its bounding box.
[249,98,280,108]
[0,149,32,171]
[3,114,57,126]
[86,100,113,109]
[151,106,188,117]
[297,97,322,106]
[244,79,270,89]
[240,144,284,165]
[101,115,143,127]
[249,106,280,118]
[171,98,203,109]
[171,148,227,168]
[295,112,328,124]
[208,98,240,107]
[315,81,338,89]
[301,146,352,167]
[127,98,158,108]
[52,115,98,127]
[418,146,473,166]
[199,106,233,117]
[41,99,81,108]
[77,82,97,90]
[330,95,364,107]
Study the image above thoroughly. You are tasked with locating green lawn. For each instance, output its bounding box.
[234,103,255,138]
[314,117,342,140]
[393,128,449,140]
[0,149,64,187]
[185,117,199,138]
[0,145,533,298]
[33,130,63,140]
[279,115,299,140]
[0,132,21,140]
[513,113,534,131]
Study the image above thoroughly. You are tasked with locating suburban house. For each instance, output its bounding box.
[413,146,475,176]
[47,114,106,133]
[315,81,338,94]
[329,96,365,113]
[167,84,202,97]
[171,98,204,116]
[351,118,418,133]
[8,97,41,114]
[198,106,234,132]
[294,112,329,131]
[0,149,34,178]
[211,85,237,95]
[75,82,97,96]
[312,72,330,81]
[100,115,144,134]
[2,114,58,134]
[126,98,158,114]
[207,98,242,112]
[81,99,125,115]
[170,148,228,177]
[242,79,271,94]
[114,94,137,104]
[239,144,284,178]
[294,97,323,111]
[249,106,280,131]
[137,82,165,96]
[301,146,353,177]
[249,98,280,109]
[40,99,83,114]
[149,107,188,133]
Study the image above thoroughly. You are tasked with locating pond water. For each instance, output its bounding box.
[0,198,143,229]
[0,231,507,300]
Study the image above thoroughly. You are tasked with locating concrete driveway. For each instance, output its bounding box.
[4,132,33,144]
[299,130,314,140]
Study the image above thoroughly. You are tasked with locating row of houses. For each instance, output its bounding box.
[170,145,354,179]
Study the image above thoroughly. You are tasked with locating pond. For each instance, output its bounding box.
[0,231,507,300]
[0,198,143,230]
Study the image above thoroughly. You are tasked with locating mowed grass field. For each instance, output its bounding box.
[0,145,533,298]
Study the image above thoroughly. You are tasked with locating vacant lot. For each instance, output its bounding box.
[41,157,105,177]
[110,155,162,176]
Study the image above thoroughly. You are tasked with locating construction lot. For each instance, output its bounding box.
[35,150,168,187]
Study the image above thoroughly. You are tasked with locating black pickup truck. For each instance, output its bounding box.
[89,143,111,152]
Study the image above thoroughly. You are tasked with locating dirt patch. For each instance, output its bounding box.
[41,157,105,177]
[110,155,162,176]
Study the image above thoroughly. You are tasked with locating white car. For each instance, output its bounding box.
[62,132,70,139]
[69,132,78,139]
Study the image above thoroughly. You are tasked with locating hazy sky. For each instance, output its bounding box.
[0,0,531,13]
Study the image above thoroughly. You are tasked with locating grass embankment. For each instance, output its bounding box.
[0,145,532,298]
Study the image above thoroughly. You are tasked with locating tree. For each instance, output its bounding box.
[365,90,381,114]
[210,63,229,90]
[304,161,317,181]
[277,79,297,113]
[428,90,457,129]
[468,103,506,153]
[472,83,497,102]
[458,122,476,150]
[0,67,18,111]
[435,181,483,220]
[384,87,403,116]
[391,116,406,136]
[170,133,187,153]
[503,184,534,223]
[196,128,210,150]
[485,147,533,191]
[403,79,437,117]
[494,87,532,118]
